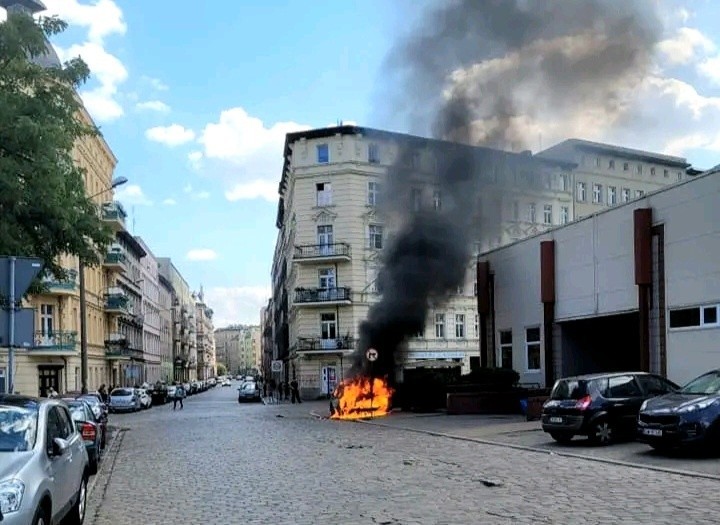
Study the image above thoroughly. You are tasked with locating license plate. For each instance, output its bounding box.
[643,428,663,437]
[549,417,563,424]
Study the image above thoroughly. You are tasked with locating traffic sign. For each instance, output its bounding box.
[366,348,378,362]
[271,360,283,373]
[0,308,34,347]
[0,257,43,299]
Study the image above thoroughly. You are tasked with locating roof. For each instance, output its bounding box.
[537,138,690,168]
[276,125,577,228]
[1,1,62,68]
[118,230,147,258]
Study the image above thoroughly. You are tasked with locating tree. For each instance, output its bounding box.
[0,11,113,284]
[216,363,227,377]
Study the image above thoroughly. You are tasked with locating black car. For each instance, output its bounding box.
[541,372,679,445]
[638,369,720,451]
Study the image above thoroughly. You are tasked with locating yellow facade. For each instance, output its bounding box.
[6,106,120,396]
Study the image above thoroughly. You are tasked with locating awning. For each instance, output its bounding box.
[403,359,463,369]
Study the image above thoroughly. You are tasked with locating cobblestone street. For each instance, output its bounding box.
[87,386,719,525]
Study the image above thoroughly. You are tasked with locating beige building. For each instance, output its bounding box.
[136,237,162,383]
[215,325,260,376]
[479,166,720,388]
[194,289,216,380]
[271,126,697,399]
[158,274,174,381]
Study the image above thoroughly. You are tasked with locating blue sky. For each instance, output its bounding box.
[3,0,720,326]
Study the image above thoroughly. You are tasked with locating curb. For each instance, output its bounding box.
[87,426,127,502]
[356,419,720,482]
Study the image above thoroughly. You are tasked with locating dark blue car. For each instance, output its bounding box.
[638,369,720,452]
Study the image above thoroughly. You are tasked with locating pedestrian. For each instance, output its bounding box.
[98,384,109,403]
[173,383,186,410]
[290,379,301,404]
[283,381,290,401]
[47,386,58,398]
[263,381,268,398]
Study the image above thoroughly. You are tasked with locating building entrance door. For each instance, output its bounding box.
[38,366,62,397]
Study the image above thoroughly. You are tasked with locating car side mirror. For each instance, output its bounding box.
[51,437,69,457]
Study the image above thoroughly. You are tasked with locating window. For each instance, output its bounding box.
[0,367,5,394]
[317,225,333,246]
[637,375,675,396]
[368,143,380,164]
[412,188,422,211]
[528,203,536,223]
[623,162,629,171]
[320,313,337,340]
[622,188,631,203]
[650,167,656,176]
[560,206,569,225]
[677,172,683,182]
[606,375,642,398]
[592,183,602,204]
[608,160,615,169]
[607,186,617,205]
[433,191,442,211]
[455,314,466,338]
[499,330,512,369]
[316,182,332,206]
[663,169,669,178]
[543,205,552,225]
[368,224,383,249]
[318,268,336,289]
[595,157,601,167]
[576,182,586,202]
[412,151,422,169]
[669,305,720,329]
[473,281,478,296]
[525,327,541,371]
[317,144,329,164]
[456,284,464,295]
[40,304,54,335]
[367,181,380,206]
[474,314,479,337]
[512,201,519,220]
[560,174,570,192]
[636,164,643,174]
[635,189,645,199]
[435,314,445,338]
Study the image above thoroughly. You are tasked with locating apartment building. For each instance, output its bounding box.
[158,274,174,381]
[194,289,216,380]
[215,325,260,376]
[136,237,162,383]
[158,258,198,382]
[536,139,692,220]
[260,304,273,378]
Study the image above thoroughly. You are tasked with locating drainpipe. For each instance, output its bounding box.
[61,357,68,392]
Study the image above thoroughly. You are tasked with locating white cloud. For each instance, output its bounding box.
[657,27,715,65]
[114,184,152,206]
[698,56,720,85]
[162,198,176,206]
[225,179,278,203]
[188,151,203,170]
[142,76,169,91]
[204,286,270,327]
[42,0,128,122]
[136,100,170,113]
[146,124,195,146]
[196,107,310,202]
[186,249,218,262]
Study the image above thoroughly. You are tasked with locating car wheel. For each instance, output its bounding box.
[589,419,613,445]
[89,452,99,476]
[31,504,50,525]
[65,475,88,524]
[549,432,574,444]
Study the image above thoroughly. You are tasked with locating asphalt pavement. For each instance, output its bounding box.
[86,384,720,524]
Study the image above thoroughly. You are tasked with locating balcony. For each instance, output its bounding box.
[103,251,126,271]
[42,270,78,295]
[293,287,352,307]
[104,287,129,314]
[101,201,127,232]
[294,243,351,263]
[105,347,143,360]
[295,336,356,355]
[104,332,127,346]
[28,331,77,356]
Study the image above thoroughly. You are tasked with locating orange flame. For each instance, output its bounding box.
[330,376,394,420]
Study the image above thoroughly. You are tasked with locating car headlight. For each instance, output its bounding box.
[640,400,649,412]
[677,399,717,413]
[0,479,25,514]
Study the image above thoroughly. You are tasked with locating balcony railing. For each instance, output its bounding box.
[104,251,126,267]
[104,287,130,313]
[294,287,351,304]
[105,347,143,360]
[296,336,356,352]
[104,332,127,347]
[31,331,77,351]
[42,269,78,294]
[101,201,127,224]
[294,243,351,261]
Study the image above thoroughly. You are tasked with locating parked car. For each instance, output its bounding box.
[148,384,169,405]
[135,388,152,409]
[0,394,89,525]
[63,393,108,449]
[541,372,679,445]
[238,382,261,402]
[64,399,104,474]
[638,368,720,451]
[108,388,140,413]
[166,386,177,400]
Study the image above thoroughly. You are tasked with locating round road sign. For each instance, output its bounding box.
[366,348,378,362]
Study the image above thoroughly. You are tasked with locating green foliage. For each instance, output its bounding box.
[215,363,227,376]
[0,12,113,283]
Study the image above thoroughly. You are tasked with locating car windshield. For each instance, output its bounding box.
[67,404,88,422]
[550,380,588,400]
[0,405,39,452]
[242,383,256,391]
[112,389,133,397]
[680,371,720,395]
[80,396,101,406]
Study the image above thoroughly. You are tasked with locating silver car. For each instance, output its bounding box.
[0,395,89,525]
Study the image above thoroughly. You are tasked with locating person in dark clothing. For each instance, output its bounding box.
[173,384,186,410]
[283,381,290,400]
[290,379,301,404]
[98,384,109,403]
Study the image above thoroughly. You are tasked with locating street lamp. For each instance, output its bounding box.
[80,176,128,394]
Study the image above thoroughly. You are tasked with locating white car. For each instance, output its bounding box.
[134,388,152,409]
[221,379,232,387]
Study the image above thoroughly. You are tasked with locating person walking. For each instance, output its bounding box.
[98,384,109,403]
[290,379,301,404]
[173,383,186,410]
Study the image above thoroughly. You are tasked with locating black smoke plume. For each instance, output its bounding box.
[352,0,663,380]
